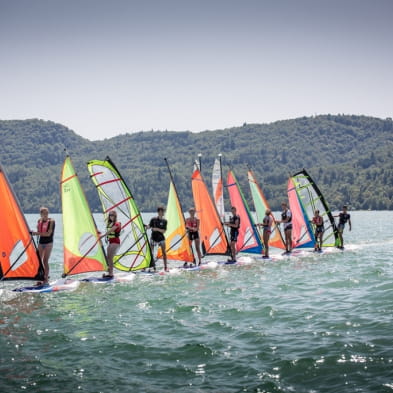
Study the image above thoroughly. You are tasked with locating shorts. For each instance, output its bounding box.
[315,226,324,234]
[188,231,199,241]
[337,223,345,232]
[284,224,292,231]
[151,239,166,248]
[263,228,271,234]
[38,242,53,249]
[230,231,239,242]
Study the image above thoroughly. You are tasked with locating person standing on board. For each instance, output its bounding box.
[101,210,121,278]
[335,205,351,249]
[31,206,55,286]
[224,206,240,263]
[277,202,292,254]
[147,206,168,271]
[258,209,273,259]
[185,207,202,267]
[311,210,324,252]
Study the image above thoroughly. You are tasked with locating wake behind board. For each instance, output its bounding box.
[178,261,219,271]
[257,256,275,261]
[13,279,80,293]
[80,276,115,283]
[80,274,135,283]
[135,268,183,276]
[217,256,255,266]
[80,272,151,282]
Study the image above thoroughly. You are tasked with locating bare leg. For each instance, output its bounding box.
[230,241,236,261]
[285,229,292,252]
[106,243,119,276]
[160,244,168,271]
[150,242,156,270]
[194,239,202,265]
[338,231,344,248]
[263,232,270,257]
[38,243,53,284]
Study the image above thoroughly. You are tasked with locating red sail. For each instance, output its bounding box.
[0,163,44,280]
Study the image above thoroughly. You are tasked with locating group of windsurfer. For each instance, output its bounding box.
[31,202,351,283]
[257,203,352,258]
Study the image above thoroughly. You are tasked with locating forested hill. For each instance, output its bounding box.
[0,115,392,213]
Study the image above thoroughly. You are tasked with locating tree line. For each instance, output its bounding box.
[0,114,392,213]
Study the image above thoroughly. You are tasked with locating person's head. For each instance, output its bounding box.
[265,209,271,215]
[231,206,237,214]
[342,205,348,211]
[40,206,49,216]
[157,206,165,215]
[281,202,287,209]
[314,209,320,216]
[108,210,117,222]
[189,207,196,216]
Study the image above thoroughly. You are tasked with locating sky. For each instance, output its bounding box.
[1,0,392,140]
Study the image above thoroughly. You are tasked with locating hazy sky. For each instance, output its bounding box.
[1,0,392,140]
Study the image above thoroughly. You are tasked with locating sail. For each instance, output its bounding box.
[287,177,315,249]
[247,170,286,250]
[87,157,151,271]
[0,163,44,281]
[212,157,225,221]
[227,170,263,254]
[61,156,108,276]
[291,169,339,247]
[157,181,194,262]
[192,169,230,255]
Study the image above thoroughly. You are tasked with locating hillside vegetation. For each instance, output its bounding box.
[0,115,392,213]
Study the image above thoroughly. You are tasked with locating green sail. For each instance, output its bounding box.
[61,155,107,276]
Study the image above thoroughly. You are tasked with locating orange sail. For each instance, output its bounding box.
[192,169,230,255]
[0,163,44,280]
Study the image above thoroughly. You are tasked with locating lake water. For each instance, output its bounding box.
[1,211,392,392]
